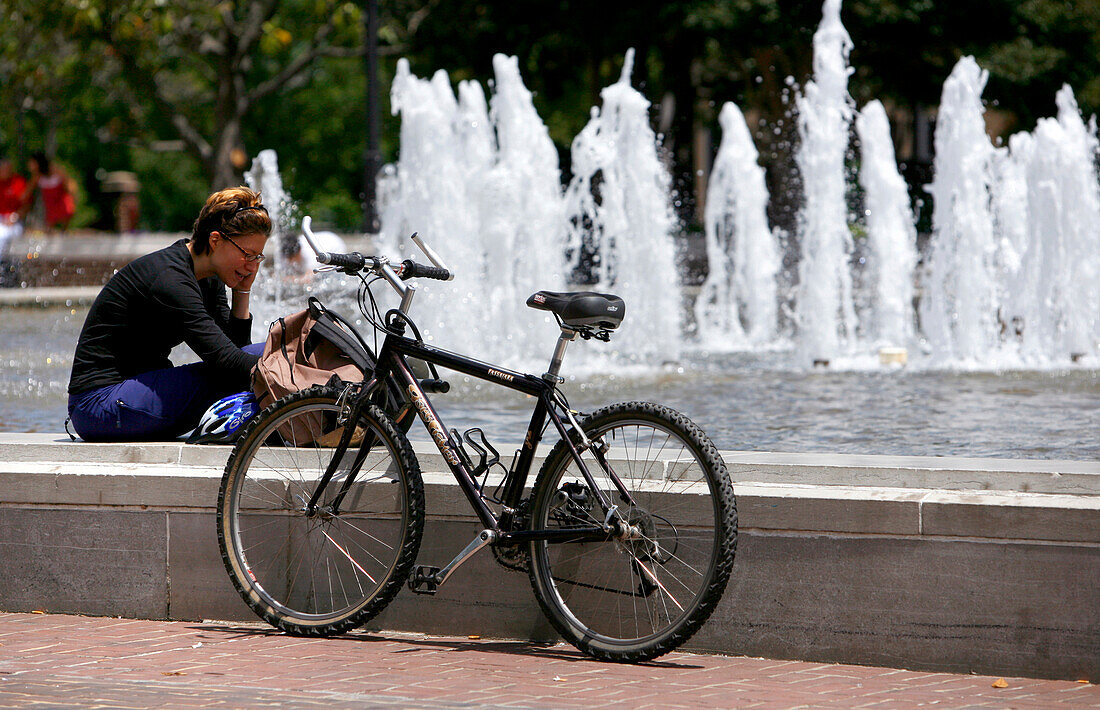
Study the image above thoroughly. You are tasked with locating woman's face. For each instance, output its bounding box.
[209,231,268,288]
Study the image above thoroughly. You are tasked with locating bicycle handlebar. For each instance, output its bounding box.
[300,215,452,284]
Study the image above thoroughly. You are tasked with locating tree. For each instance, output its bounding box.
[59,0,433,189]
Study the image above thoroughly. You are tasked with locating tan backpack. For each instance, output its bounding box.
[251,298,407,444]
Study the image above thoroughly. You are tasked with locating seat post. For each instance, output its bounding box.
[543,327,577,383]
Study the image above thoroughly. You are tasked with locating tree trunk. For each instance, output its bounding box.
[211,115,245,190]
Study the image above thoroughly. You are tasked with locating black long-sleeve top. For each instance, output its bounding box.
[68,239,258,395]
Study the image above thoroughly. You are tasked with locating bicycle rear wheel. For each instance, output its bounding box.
[217,385,423,636]
[527,401,737,662]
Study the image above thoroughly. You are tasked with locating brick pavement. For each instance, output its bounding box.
[0,612,1095,709]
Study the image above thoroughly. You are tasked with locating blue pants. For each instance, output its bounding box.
[68,343,265,442]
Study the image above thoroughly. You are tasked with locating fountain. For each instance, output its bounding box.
[919,58,1001,365]
[562,49,681,363]
[380,50,680,367]
[243,149,299,327]
[920,66,1100,368]
[243,4,1100,372]
[994,86,1100,365]
[3,0,1099,461]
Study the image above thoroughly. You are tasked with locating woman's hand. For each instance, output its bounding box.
[231,269,257,319]
[235,266,259,293]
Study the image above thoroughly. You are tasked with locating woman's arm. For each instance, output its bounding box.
[154,267,258,379]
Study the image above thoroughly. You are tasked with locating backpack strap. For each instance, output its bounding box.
[277,316,296,388]
[306,297,375,373]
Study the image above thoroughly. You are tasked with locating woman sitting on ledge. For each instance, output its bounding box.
[67,186,270,442]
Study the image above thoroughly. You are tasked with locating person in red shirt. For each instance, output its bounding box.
[0,158,26,222]
[24,153,76,230]
[0,157,26,286]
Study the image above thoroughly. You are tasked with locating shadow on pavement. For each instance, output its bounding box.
[189,622,703,669]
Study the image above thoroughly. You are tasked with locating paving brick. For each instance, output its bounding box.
[0,612,1096,709]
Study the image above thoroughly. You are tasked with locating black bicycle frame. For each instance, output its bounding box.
[315,329,638,545]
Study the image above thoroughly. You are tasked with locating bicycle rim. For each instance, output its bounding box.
[221,392,420,632]
[529,404,735,659]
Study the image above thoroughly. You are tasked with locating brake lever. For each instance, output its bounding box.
[410,232,455,281]
[301,216,323,257]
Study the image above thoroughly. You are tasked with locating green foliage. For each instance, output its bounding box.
[985,37,1065,83]
[979,0,1100,125]
[130,147,209,233]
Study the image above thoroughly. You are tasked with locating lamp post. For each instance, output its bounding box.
[362,0,381,233]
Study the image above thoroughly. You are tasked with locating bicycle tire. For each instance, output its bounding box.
[527,401,737,662]
[217,385,424,636]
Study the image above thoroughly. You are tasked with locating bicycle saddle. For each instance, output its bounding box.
[526,291,625,330]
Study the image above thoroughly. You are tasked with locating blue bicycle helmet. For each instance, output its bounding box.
[186,392,258,444]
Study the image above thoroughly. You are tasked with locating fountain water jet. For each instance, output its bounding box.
[995,86,1100,364]
[242,150,302,328]
[563,49,681,363]
[920,58,1001,365]
[379,56,567,368]
[855,100,917,349]
[794,0,858,364]
[694,101,780,349]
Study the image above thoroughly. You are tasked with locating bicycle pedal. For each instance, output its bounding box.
[408,565,441,595]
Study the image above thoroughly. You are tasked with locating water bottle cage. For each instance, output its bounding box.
[456,427,501,477]
[451,427,509,503]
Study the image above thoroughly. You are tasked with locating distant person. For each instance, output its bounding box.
[67,186,271,441]
[0,158,25,286]
[0,158,26,222]
[24,152,76,231]
[286,229,347,277]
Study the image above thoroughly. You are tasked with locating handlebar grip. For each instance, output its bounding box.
[320,252,367,272]
[401,259,451,281]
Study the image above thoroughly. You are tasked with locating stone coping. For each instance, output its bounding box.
[2,433,1097,496]
[0,286,102,307]
[2,433,1097,546]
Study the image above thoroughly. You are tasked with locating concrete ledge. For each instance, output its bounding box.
[5,433,1098,493]
[5,233,377,289]
[0,433,1096,680]
[0,286,102,308]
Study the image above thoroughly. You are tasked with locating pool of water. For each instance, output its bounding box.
[5,306,1099,460]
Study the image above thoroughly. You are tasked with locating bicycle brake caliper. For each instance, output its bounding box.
[335,382,360,426]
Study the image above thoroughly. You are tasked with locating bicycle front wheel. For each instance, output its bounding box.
[217,385,424,636]
[527,402,737,662]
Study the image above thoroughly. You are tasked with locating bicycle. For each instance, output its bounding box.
[216,217,738,662]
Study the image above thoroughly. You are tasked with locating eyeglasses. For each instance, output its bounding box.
[222,234,266,263]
